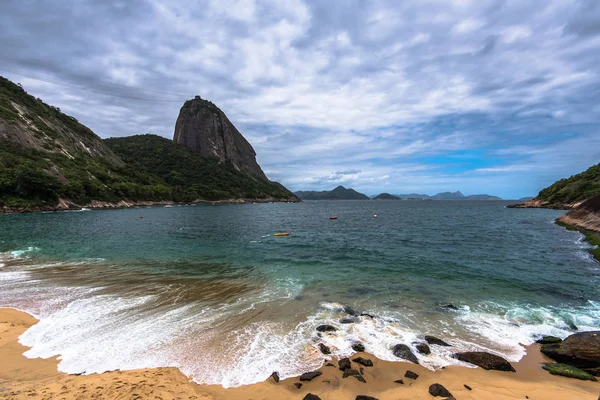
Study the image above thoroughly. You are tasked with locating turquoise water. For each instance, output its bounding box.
[0,201,599,387]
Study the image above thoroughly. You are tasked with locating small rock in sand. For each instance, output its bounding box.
[325,363,335,367]
[394,379,404,384]
[464,384,472,390]
[429,383,453,397]
[355,396,379,400]
[339,358,352,371]
[353,357,373,367]
[294,382,303,389]
[300,371,323,381]
[303,394,321,400]
[404,370,419,380]
[342,369,361,378]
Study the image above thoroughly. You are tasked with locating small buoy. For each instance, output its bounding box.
[330,216,338,220]
[373,214,377,218]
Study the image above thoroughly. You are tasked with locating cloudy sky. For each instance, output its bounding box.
[1,0,599,198]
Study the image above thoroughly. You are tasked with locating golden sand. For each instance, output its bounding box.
[1,307,598,399]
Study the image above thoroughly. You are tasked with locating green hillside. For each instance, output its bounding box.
[537,163,600,206]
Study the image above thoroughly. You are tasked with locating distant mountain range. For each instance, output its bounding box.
[296,187,504,200]
[295,186,370,200]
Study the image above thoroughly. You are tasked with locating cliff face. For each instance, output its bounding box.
[557,194,600,234]
[173,96,267,180]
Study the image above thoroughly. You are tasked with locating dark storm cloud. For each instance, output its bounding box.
[1,0,599,198]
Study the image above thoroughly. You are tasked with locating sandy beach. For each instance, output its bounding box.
[1,308,598,399]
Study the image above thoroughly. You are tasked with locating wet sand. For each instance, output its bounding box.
[1,307,598,399]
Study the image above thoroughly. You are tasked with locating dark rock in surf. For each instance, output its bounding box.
[540,331,600,369]
[425,335,451,347]
[270,371,279,383]
[303,394,321,400]
[352,342,365,352]
[294,382,303,389]
[536,336,562,344]
[416,342,431,355]
[340,317,357,324]
[429,383,453,397]
[300,371,323,381]
[392,344,419,364]
[453,352,516,372]
[441,304,459,311]
[344,306,358,316]
[360,312,376,318]
[353,357,373,367]
[316,325,337,332]
[318,343,331,355]
[404,370,419,380]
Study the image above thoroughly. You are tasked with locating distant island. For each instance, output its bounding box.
[0,76,298,213]
[295,185,369,200]
[372,193,400,200]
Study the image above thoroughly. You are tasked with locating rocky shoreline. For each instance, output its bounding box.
[0,196,301,214]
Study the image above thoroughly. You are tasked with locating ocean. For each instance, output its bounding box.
[0,200,599,387]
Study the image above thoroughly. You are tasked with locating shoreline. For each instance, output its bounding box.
[0,197,302,215]
[1,308,598,399]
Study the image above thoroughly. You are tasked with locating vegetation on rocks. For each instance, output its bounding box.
[536,163,600,206]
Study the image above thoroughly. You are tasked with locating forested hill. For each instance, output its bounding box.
[532,163,600,208]
[0,76,298,211]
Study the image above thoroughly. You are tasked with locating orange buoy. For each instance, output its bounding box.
[274,232,290,237]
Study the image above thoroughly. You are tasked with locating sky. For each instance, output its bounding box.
[1,0,599,199]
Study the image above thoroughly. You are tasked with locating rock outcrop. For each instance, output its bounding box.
[173,96,267,179]
[541,331,600,373]
[453,351,516,372]
[556,194,600,234]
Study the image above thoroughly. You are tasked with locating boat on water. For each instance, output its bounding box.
[273,232,290,236]
[330,216,338,219]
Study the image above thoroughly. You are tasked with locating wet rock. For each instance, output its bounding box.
[393,379,404,384]
[453,351,516,372]
[360,312,376,318]
[425,335,451,347]
[339,358,352,371]
[404,370,419,380]
[536,336,562,344]
[355,375,367,383]
[340,317,357,324]
[391,344,419,364]
[583,366,600,376]
[294,382,303,389]
[416,343,431,355]
[353,357,373,367]
[344,306,358,316]
[568,322,579,331]
[352,342,365,352]
[343,369,361,378]
[325,363,335,367]
[360,367,364,375]
[318,343,331,355]
[316,325,337,332]
[542,363,597,381]
[355,396,378,400]
[300,371,323,381]
[294,295,304,301]
[303,394,321,400]
[429,383,453,397]
[464,384,472,390]
[540,331,600,369]
[441,304,459,311]
[270,371,279,383]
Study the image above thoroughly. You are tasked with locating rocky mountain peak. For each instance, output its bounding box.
[173,96,267,180]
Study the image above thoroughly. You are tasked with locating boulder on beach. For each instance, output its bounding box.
[416,342,431,355]
[536,336,563,344]
[316,324,337,332]
[429,383,453,397]
[540,331,600,369]
[391,344,419,364]
[343,368,361,378]
[453,352,516,372]
[542,363,597,381]
[339,358,352,371]
[300,371,323,381]
[352,342,365,352]
[318,343,331,355]
[270,371,279,383]
[353,357,373,367]
[356,396,379,400]
[425,335,451,347]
